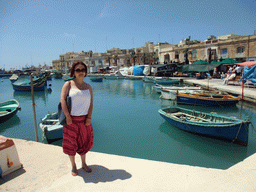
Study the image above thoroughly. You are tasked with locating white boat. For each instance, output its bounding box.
[125,75,144,80]
[160,89,203,100]
[9,74,19,83]
[104,71,126,79]
[154,84,201,94]
[39,112,63,143]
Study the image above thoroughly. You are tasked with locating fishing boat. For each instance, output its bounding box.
[104,75,126,80]
[176,92,240,106]
[53,72,63,79]
[143,76,155,83]
[160,88,203,100]
[158,106,251,146]
[12,75,47,91]
[9,74,19,83]
[104,71,126,79]
[39,112,63,143]
[0,99,20,123]
[154,78,180,85]
[125,75,143,80]
[153,83,199,94]
[63,76,74,81]
[90,76,103,82]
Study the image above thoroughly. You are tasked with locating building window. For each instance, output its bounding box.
[201,50,204,57]
[175,51,179,59]
[221,48,227,58]
[211,49,216,56]
[191,49,197,59]
[221,48,227,55]
[237,47,245,54]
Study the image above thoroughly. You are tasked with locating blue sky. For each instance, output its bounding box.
[1,0,256,70]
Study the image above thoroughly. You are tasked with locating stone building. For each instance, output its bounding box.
[157,34,256,64]
[52,51,92,71]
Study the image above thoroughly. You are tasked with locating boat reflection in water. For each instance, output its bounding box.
[13,90,50,103]
[0,115,21,133]
[158,121,248,169]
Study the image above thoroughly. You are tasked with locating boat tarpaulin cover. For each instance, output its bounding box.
[239,64,256,83]
[133,65,145,76]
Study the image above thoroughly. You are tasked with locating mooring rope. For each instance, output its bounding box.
[232,122,243,143]
[250,122,256,133]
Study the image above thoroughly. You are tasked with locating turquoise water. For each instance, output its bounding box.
[1,77,256,169]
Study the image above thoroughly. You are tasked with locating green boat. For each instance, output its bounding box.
[63,76,74,81]
[0,99,20,123]
[159,106,251,146]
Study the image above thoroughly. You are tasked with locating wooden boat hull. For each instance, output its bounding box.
[154,79,179,85]
[158,107,250,146]
[104,76,125,80]
[54,76,62,79]
[0,99,20,123]
[143,76,155,83]
[90,77,103,82]
[39,112,63,143]
[177,93,240,106]
[161,88,202,100]
[12,81,46,91]
[63,77,74,81]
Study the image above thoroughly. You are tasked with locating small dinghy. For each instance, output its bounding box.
[39,112,63,143]
[0,99,20,124]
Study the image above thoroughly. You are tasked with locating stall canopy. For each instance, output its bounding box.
[211,60,221,64]
[235,61,256,67]
[192,60,209,65]
[220,58,240,65]
[235,61,256,83]
[177,63,221,72]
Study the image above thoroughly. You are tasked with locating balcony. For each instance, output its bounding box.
[221,54,228,59]
[235,53,245,58]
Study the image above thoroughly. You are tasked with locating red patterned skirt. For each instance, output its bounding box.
[62,115,93,156]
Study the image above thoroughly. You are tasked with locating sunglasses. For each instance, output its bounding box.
[75,68,86,73]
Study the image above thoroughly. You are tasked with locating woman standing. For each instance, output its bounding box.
[60,61,93,176]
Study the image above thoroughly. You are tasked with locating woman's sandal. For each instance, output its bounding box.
[71,166,78,176]
[82,165,92,173]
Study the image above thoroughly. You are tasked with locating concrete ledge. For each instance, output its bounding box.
[1,139,256,191]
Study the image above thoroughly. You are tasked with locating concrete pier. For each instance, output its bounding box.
[0,139,256,191]
[1,78,256,191]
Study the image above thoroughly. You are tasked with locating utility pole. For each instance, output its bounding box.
[30,74,38,142]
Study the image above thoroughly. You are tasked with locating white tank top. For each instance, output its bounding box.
[69,88,91,116]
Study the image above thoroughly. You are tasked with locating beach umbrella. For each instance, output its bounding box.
[211,60,221,64]
[220,58,240,65]
[192,60,209,65]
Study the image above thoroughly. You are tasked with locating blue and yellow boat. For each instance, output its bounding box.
[176,92,240,106]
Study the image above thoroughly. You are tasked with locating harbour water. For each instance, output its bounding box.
[1,77,256,169]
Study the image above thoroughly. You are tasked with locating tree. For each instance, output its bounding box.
[105,55,112,66]
[151,52,159,64]
[183,48,190,64]
[208,48,212,63]
[129,50,136,66]
[140,53,147,64]
[112,54,119,66]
